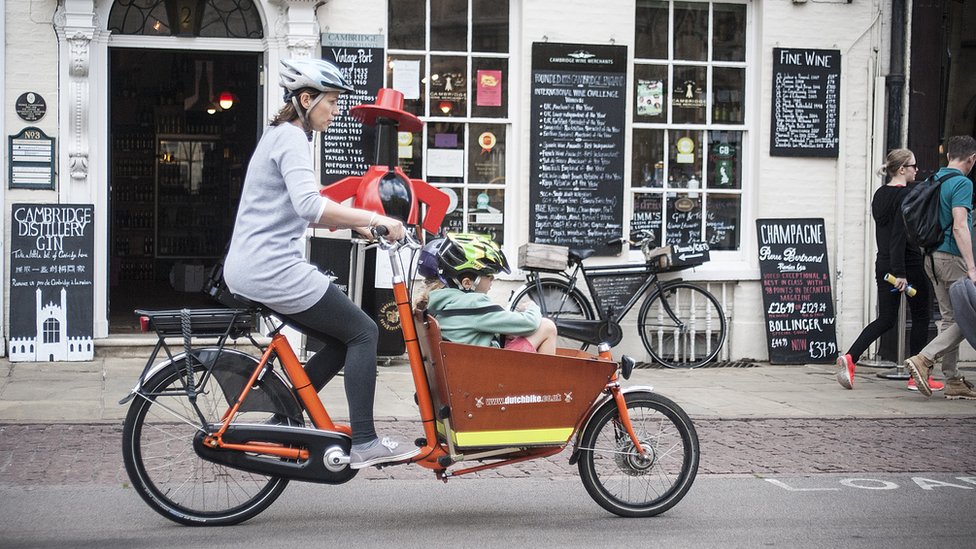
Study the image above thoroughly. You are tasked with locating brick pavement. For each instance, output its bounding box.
[2,417,975,487]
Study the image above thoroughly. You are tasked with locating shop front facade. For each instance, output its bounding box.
[2,0,974,363]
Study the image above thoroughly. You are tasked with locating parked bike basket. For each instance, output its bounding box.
[415,312,615,449]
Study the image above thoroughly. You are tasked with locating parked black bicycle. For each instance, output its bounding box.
[509,232,727,368]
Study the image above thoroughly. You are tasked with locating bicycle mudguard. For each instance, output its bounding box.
[567,386,655,465]
[193,425,356,484]
[124,348,303,421]
[207,350,302,420]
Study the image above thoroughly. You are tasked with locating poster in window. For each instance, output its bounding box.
[636,80,664,117]
[8,204,94,362]
[476,70,503,107]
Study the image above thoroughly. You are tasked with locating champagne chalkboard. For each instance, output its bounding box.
[770,48,840,158]
[321,34,385,184]
[529,42,627,254]
[756,218,837,364]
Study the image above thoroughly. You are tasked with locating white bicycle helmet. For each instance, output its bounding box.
[278,58,354,137]
[279,58,354,100]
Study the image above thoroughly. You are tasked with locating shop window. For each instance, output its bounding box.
[632,1,747,252]
[387,0,510,243]
[107,0,264,38]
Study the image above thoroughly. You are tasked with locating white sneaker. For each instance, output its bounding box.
[349,436,420,469]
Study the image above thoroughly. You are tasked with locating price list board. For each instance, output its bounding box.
[770,48,840,158]
[756,218,837,364]
[321,34,385,185]
[529,43,627,254]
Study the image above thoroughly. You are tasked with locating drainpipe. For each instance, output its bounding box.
[886,0,907,150]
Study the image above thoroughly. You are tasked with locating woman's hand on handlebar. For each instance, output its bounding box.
[369,215,405,241]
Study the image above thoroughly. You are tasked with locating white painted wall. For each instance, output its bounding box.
[1,0,906,363]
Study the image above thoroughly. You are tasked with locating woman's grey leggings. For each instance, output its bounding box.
[277,284,378,445]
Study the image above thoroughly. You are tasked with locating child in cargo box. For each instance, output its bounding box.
[419,233,557,354]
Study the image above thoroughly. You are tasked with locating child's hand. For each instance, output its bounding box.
[516,300,538,312]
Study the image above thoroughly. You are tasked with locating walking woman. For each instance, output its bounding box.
[836,148,939,391]
[224,59,420,468]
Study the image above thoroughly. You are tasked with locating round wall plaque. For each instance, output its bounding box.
[15,92,47,122]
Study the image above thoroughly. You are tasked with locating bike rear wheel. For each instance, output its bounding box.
[510,278,595,350]
[577,391,699,517]
[638,282,727,368]
[122,359,293,526]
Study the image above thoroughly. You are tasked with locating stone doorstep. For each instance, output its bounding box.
[94,334,272,359]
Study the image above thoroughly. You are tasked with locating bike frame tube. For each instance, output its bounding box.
[206,333,350,457]
[391,259,449,469]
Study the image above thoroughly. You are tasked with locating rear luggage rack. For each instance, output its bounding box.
[135,308,257,339]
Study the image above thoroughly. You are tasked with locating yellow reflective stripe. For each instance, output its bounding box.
[454,427,574,447]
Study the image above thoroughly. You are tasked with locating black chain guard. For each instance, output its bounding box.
[193,424,357,485]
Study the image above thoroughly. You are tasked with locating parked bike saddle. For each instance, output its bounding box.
[568,248,597,262]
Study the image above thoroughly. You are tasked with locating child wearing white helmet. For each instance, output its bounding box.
[223,58,420,469]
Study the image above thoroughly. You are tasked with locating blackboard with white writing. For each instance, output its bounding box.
[321,34,385,184]
[529,42,627,254]
[770,48,840,158]
[8,204,94,362]
[756,218,837,364]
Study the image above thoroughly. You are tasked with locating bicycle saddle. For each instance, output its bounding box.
[568,248,596,262]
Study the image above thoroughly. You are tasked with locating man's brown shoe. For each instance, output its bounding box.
[945,377,976,400]
[904,354,934,397]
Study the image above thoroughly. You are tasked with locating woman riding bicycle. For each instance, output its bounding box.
[223,58,419,469]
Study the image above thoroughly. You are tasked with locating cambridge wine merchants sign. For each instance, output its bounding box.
[756,218,836,364]
[8,204,94,362]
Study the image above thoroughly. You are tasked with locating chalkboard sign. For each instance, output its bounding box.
[770,48,840,157]
[321,34,385,185]
[756,218,837,364]
[8,204,94,362]
[670,241,710,269]
[529,42,627,254]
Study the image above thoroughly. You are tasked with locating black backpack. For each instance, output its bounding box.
[901,172,957,253]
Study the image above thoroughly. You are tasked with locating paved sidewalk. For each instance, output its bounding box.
[0,355,974,423]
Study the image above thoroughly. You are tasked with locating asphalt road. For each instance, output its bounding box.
[3,418,976,547]
[2,476,975,548]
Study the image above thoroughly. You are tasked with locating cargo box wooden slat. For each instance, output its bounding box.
[517,243,569,272]
[414,310,615,449]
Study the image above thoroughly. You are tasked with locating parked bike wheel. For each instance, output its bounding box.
[510,278,595,350]
[577,391,699,517]
[638,282,727,368]
[122,359,292,526]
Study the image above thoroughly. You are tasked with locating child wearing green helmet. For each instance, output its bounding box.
[422,233,557,353]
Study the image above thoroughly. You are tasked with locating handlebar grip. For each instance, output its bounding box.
[371,225,389,238]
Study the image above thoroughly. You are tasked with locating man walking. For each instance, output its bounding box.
[905,135,976,399]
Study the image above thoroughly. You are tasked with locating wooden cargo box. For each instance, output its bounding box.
[414,311,616,449]
[517,242,569,272]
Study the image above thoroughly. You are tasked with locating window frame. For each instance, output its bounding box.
[386,0,513,247]
[629,0,753,275]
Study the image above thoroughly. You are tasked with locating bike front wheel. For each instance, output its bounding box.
[638,282,727,368]
[121,359,292,526]
[510,278,595,350]
[577,391,699,517]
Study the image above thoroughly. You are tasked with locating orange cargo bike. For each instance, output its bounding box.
[120,233,700,525]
